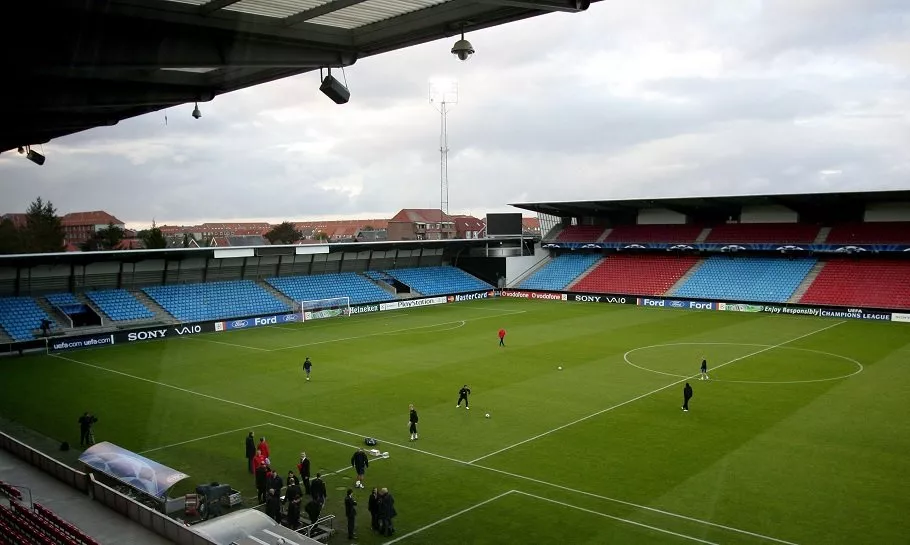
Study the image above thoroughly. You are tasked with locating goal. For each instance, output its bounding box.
[298,297,352,322]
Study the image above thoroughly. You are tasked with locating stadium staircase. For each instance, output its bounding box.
[787,261,826,303]
[507,255,552,288]
[35,296,70,329]
[564,258,606,290]
[362,271,400,295]
[695,228,711,243]
[258,280,299,309]
[814,227,831,244]
[0,329,12,344]
[130,291,179,324]
[596,228,612,242]
[665,258,705,295]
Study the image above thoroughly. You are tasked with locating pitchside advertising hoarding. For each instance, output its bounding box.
[497,290,634,304]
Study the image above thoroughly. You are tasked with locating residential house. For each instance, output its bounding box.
[61,211,125,246]
[452,215,486,239]
[387,209,456,241]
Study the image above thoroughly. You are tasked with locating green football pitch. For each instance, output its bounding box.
[2,299,909,544]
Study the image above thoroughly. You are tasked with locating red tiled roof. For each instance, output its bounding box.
[62,211,124,226]
[453,216,485,231]
[522,217,540,229]
[1,213,27,228]
[389,209,452,223]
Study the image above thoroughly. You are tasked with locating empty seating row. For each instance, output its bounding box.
[0,501,98,545]
[383,266,492,296]
[45,293,80,306]
[673,256,816,303]
[554,225,606,242]
[573,255,700,296]
[604,224,704,243]
[143,280,289,322]
[825,222,910,244]
[34,503,100,545]
[0,480,22,501]
[84,289,154,321]
[800,259,910,310]
[704,223,820,244]
[0,297,55,341]
[519,253,601,291]
[267,273,393,305]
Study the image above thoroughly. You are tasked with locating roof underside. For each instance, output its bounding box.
[0,0,596,153]
[511,190,910,224]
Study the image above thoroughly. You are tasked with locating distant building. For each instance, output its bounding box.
[452,215,486,239]
[0,213,27,229]
[522,217,541,237]
[61,211,125,246]
[295,219,388,243]
[387,209,456,241]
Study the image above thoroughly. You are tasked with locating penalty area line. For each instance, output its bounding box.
[138,423,269,455]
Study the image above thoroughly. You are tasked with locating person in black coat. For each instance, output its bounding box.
[78,412,97,446]
[310,472,327,507]
[255,464,268,504]
[284,476,303,529]
[409,404,419,441]
[344,488,357,539]
[351,448,369,489]
[304,497,322,528]
[266,485,282,524]
[683,383,693,412]
[297,452,311,495]
[378,487,396,537]
[245,432,256,473]
[368,487,380,532]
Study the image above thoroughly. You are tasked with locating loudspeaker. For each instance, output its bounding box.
[320,74,350,105]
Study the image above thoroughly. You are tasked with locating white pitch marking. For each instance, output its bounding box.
[468,320,845,465]
[139,423,269,454]
[383,491,516,544]
[512,490,721,545]
[181,336,270,351]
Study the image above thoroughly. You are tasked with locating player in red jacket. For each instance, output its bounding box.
[258,437,270,460]
[498,328,506,347]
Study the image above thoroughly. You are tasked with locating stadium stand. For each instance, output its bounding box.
[267,272,393,305]
[0,500,100,545]
[705,223,820,243]
[143,280,289,322]
[603,224,704,243]
[519,253,601,291]
[825,222,910,244]
[84,289,154,321]
[799,259,910,310]
[572,255,700,296]
[0,297,54,341]
[45,293,80,307]
[554,225,606,242]
[672,256,816,303]
[384,266,492,296]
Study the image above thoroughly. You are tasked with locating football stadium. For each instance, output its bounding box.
[2,1,910,545]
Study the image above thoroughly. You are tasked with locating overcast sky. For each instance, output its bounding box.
[1,0,908,228]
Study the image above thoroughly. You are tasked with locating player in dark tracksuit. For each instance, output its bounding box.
[409,404,419,441]
[683,383,693,412]
[303,357,312,381]
[456,385,471,409]
[700,358,709,381]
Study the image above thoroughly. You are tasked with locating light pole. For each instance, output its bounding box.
[429,79,458,215]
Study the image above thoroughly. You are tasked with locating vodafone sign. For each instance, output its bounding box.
[499,290,567,301]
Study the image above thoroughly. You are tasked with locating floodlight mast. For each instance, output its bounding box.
[429,80,458,216]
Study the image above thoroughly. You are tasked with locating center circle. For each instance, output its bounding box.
[623,342,863,384]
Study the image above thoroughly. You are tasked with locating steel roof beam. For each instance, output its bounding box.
[284,0,371,27]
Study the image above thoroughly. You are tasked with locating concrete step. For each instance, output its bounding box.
[565,257,605,291]
[666,258,705,296]
[34,296,72,329]
[363,273,398,295]
[788,260,826,303]
[130,290,180,323]
[256,280,298,311]
[695,228,712,243]
[815,226,831,244]
[596,228,612,243]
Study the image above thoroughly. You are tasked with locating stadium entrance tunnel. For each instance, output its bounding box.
[623,342,863,384]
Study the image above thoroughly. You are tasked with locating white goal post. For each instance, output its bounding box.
[297,297,352,322]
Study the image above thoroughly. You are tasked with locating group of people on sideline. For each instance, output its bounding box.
[243,431,397,538]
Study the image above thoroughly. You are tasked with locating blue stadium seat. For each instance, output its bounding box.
[45,292,80,306]
[0,297,55,341]
[383,266,492,296]
[672,256,816,303]
[267,273,393,305]
[143,280,290,322]
[84,289,155,321]
[519,254,601,291]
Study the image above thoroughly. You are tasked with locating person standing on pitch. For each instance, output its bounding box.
[498,328,506,346]
[683,383,693,412]
[700,357,709,381]
[78,412,97,447]
[351,448,369,489]
[344,488,357,540]
[457,385,471,409]
[303,357,313,381]
[297,452,311,496]
[408,404,419,441]
[245,431,256,473]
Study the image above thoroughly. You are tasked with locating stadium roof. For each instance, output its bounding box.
[511,190,910,223]
[1,0,596,153]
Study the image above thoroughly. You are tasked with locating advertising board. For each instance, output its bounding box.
[49,334,115,352]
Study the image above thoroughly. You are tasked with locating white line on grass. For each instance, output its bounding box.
[512,490,721,545]
[181,336,270,351]
[269,311,526,352]
[138,423,269,455]
[384,491,516,544]
[266,422,362,450]
[468,320,846,465]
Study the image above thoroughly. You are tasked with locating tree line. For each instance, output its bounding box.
[0,197,169,255]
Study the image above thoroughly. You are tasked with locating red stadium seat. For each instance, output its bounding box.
[705,223,820,243]
[799,259,910,310]
[604,224,704,243]
[554,225,607,242]
[572,255,701,296]
[825,222,910,244]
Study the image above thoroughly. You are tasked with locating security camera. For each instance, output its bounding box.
[192,103,202,119]
[451,34,474,61]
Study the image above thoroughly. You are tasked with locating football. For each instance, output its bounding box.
[485,413,491,418]
[558,366,563,370]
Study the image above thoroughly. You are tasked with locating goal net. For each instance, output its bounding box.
[298,297,352,322]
